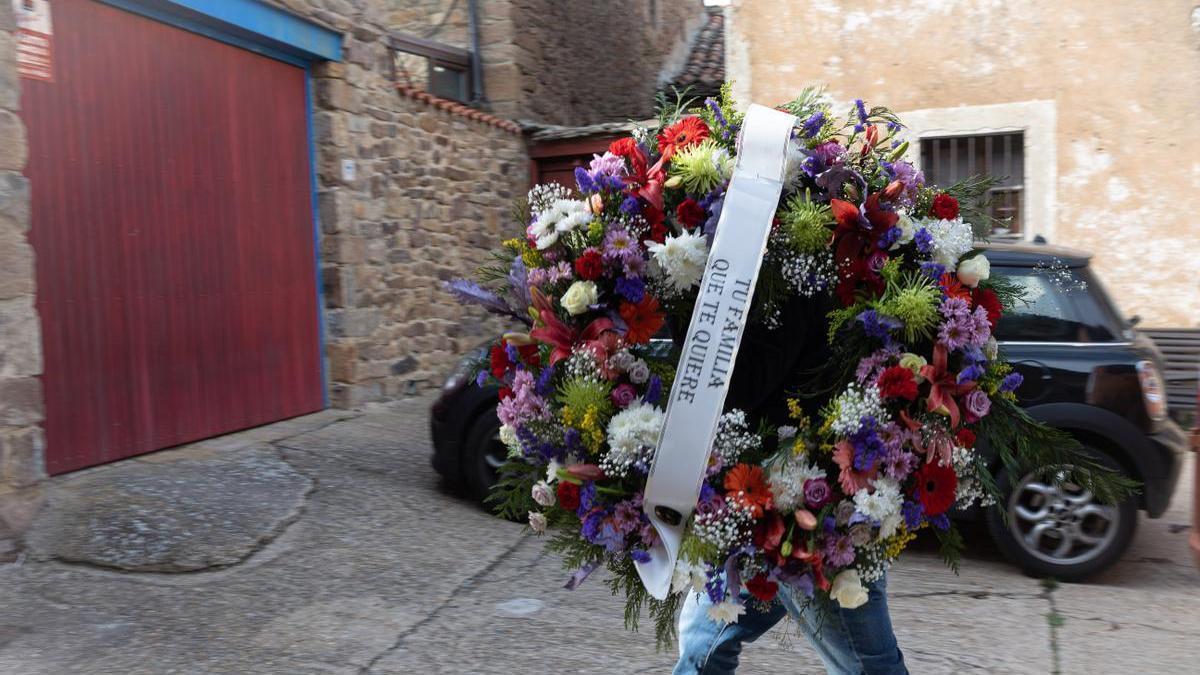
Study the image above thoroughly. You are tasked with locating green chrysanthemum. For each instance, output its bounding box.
[778,191,834,254]
[878,274,941,343]
[556,376,614,419]
[669,140,733,195]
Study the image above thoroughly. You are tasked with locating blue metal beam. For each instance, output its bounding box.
[99,0,342,64]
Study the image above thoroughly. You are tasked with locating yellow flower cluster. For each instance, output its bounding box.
[560,405,606,454]
[787,398,804,420]
[504,237,543,267]
[882,526,918,560]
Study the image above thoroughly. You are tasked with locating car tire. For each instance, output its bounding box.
[985,443,1137,582]
[459,406,507,506]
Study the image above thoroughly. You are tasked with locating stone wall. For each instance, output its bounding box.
[271,1,529,407]
[727,0,1200,327]
[0,3,44,550]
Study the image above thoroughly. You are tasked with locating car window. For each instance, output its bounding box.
[992,270,1086,342]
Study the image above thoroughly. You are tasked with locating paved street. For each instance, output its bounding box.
[1,396,1196,674]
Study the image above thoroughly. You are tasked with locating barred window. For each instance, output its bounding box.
[921,132,1024,237]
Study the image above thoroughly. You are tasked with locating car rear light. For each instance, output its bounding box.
[1135,360,1168,421]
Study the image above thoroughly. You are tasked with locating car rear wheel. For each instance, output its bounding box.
[460,408,507,505]
[986,444,1136,582]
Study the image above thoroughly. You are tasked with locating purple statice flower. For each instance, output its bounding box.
[705,571,726,605]
[705,97,733,141]
[474,370,488,387]
[920,261,946,280]
[940,297,972,319]
[1000,372,1025,393]
[914,227,934,254]
[961,345,987,366]
[853,98,869,133]
[857,310,902,344]
[578,481,598,516]
[878,226,903,249]
[902,500,925,530]
[929,513,951,531]
[574,166,598,194]
[802,111,826,138]
[603,228,640,265]
[619,195,641,215]
[642,374,663,405]
[957,364,985,384]
[534,364,555,397]
[804,477,833,509]
[882,447,918,481]
[822,534,856,567]
[965,389,991,421]
[938,315,973,351]
[610,498,642,535]
[850,416,887,471]
[886,121,900,132]
[504,342,520,365]
[563,428,583,455]
[629,549,651,564]
[615,276,645,303]
[517,425,561,462]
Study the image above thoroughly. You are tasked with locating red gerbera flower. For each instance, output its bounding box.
[877,365,919,401]
[724,463,773,518]
[745,574,779,602]
[574,249,603,281]
[675,198,706,229]
[657,117,710,161]
[556,482,581,512]
[913,461,958,516]
[619,296,665,344]
[489,343,511,378]
[972,287,1002,328]
[929,193,960,220]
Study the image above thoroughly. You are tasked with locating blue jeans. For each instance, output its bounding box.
[674,574,907,675]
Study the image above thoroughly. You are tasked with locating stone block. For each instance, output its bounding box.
[0,296,41,378]
[0,31,18,111]
[0,377,42,426]
[321,264,357,308]
[327,308,381,338]
[0,172,30,227]
[313,111,349,148]
[0,223,33,300]
[0,426,46,488]
[315,78,360,113]
[317,189,351,234]
[0,110,26,171]
[326,341,358,383]
[322,235,366,264]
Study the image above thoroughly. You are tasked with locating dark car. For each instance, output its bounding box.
[431,241,1189,581]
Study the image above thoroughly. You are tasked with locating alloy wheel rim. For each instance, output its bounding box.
[1007,470,1119,566]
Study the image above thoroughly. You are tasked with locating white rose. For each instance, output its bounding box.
[956,254,990,288]
[890,214,916,250]
[528,511,547,534]
[829,569,869,609]
[560,281,598,315]
[531,481,555,507]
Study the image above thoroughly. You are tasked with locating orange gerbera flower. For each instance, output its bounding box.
[657,116,710,161]
[939,273,972,302]
[724,463,773,518]
[618,295,665,344]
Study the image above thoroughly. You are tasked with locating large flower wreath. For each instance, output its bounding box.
[451,87,1132,644]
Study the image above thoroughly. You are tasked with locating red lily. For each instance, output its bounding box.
[530,309,615,365]
[919,343,976,429]
[830,194,897,305]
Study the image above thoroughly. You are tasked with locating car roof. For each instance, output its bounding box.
[980,241,1092,268]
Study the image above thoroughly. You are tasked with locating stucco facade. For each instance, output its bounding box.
[726,0,1200,327]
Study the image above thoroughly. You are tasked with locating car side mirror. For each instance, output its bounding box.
[1128,314,1142,327]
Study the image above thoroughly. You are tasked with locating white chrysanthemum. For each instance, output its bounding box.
[707,600,747,624]
[922,217,975,270]
[528,198,593,250]
[603,402,665,477]
[647,230,709,292]
[853,478,903,527]
[767,447,826,512]
[671,560,709,594]
[781,136,807,191]
[499,424,520,452]
[830,384,886,436]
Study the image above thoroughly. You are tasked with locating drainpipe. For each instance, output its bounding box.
[467,0,487,106]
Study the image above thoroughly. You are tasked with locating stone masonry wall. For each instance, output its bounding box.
[0,3,45,549]
[727,0,1200,327]
[271,1,528,407]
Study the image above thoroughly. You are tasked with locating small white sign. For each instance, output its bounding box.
[12,0,53,82]
[340,159,356,182]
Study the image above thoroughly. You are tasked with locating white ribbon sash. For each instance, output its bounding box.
[637,104,798,600]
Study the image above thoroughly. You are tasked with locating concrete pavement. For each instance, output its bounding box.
[1,396,1196,674]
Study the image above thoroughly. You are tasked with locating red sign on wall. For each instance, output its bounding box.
[13,0,54,81]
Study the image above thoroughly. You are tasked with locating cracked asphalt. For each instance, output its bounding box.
[1,396,1197,674]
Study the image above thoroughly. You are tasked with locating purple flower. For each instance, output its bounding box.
[938,316,973,351]
[878,226,903,249]
[920,261,946,280]
[629,549,651,564]
[588,152,625,178]
[619,195,641,215]
[940,297,971,319]
[822,534,856,567]
[965,389,991,421]
[855,99,869,123]
[1000,372,1025,393]
[849,417,887,471]
[883,446,917,481]
[802,111,826,138]
[914,227,934,253]
[534,365,555,397]
[957,364,985,384]
[902,500,925,530]
[474,370,488,387]
[857,310,901,342]
[574,166,598,193]
[642,375,663,405]
[611,383,638,409]
[603,229,640,265]
[705,571,726,604]
[578,481,598,516]
[930,513,951,531]
[804,477,833,509]
[615,276,645,303]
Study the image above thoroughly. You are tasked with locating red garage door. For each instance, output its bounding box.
[23,0,325,474]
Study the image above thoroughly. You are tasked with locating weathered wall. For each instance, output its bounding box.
[0,3,44,549]
[271,1,528,407]
[727,0,1200,327]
